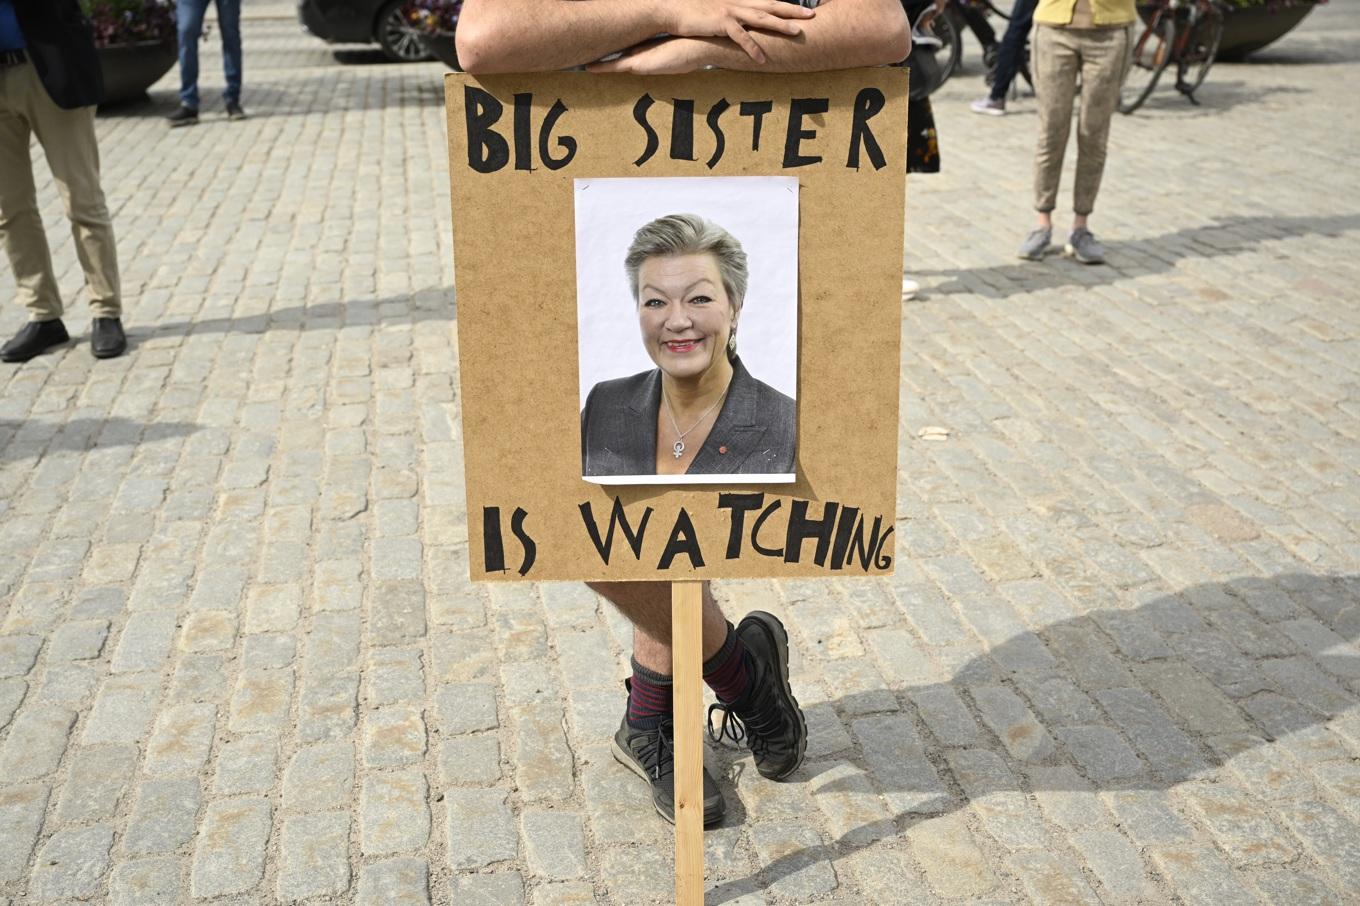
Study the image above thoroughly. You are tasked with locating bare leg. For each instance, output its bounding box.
[587,580,731,674]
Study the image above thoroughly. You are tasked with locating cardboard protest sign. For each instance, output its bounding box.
[445,70,907,582]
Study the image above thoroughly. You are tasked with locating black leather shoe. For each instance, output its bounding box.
[708,612,807,780]
[1,319,69,362]
[91,317,127,359]
[612,706,725,826]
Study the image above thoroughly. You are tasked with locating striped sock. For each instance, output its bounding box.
[627,659,673,729]
[703,623,752,705]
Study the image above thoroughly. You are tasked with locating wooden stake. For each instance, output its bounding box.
[672,579,705,906]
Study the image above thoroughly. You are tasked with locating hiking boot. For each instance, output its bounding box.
[226,101,247,121]
[708,611,807,780]
[612,712,725,826]
[167,105,199,127]
[970,96,1006,116]
[1065,228,1106,264]
[1017,226,1051,261]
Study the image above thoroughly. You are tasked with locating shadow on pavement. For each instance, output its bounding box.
[919,212,1360,299]
[709,572,1360,902]
[148,290,455,337]
[98,63,448,120]
[0,417,200,463]
[1132,78,1308,116]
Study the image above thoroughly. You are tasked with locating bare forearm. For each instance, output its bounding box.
[457,0,669,73]
[693,0,909,71]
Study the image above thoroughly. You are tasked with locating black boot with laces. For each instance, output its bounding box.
[612,690,725,826]
[708,611,808,780]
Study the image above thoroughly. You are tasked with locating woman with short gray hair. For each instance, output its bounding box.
[583,212,794,479]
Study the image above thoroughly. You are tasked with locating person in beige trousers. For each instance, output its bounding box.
[0,0,125,362]
[1017,0,1135,264]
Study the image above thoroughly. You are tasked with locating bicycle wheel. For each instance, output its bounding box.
[1120,16,1174,114]
[1176,6,1225,98]
[936,8,965,79]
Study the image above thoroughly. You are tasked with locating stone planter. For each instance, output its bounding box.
[98,38,178,105]
[1137,3,1317,61]
[1216,3,1316,60]
[419,34,460,70]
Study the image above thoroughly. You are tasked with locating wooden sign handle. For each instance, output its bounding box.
[672,579,705,905]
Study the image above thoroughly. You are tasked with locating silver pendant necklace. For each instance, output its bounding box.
[663,389,727,459]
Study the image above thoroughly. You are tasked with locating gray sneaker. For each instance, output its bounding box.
[1017,227,1051,260]
[1065,228,1106,264]
[970,96,1006,116]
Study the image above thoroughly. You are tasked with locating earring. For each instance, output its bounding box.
[727,331,737,356]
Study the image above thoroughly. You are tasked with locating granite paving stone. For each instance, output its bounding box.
[123,777,202,854]
[277,812,352,901]
[356,857,431,906]
[446,787,518,869]
[360,770,430,856]
[55,744,138,822]
[0,707,75,781]
[107,855,184,905]
[190,797,273,898]
[0,784,50,883]
[29,824,114,900]
[213,733,280,795]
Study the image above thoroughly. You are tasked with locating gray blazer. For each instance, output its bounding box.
[582,357,796,477]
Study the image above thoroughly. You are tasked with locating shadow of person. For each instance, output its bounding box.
[146,288,455,338]
[0,417,201,463]
[707,572,1359,903]
[917,212,1360,299]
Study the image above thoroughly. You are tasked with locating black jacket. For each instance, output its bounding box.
[13,0,104,109]
[581,356,797,479]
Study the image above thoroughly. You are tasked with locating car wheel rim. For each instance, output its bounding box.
[384,10,428,61]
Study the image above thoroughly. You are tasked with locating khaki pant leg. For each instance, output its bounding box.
[1072,25,1131,216]
[22,64,122,318]
[1032,25,1081,214]
[0,63,63,321]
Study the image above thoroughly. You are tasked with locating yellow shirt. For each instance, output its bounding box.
[1034,0,1137,27]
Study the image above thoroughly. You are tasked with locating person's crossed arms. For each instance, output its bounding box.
[456,0,910,75]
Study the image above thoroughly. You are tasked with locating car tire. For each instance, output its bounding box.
[375,0,432,63]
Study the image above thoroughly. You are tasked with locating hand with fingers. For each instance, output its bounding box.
[665,0,816,64]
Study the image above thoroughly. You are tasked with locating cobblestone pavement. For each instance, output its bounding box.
[1,1,1358,903]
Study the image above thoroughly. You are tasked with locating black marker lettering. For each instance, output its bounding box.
[482,506,506,572]
[751,499,784,558]
[846,87,887,171]
[738,100,773,151]
[717,492,764,559]
[705,98,731,169]
[782,97,829,168]
[539,99,577,170]
[510,507,536,576]
[513,92,534,171]
[578,497,652,565]
[657,508,705,569]
[670,98,697,161]
[828,505,861,571]
[784,499,839,565]
[874,524,895,570]
[464,86,509,173]
[633,94,659,167]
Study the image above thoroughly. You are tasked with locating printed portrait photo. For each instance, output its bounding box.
[575,176,800,486]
